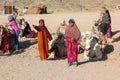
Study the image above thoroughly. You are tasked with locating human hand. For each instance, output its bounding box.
[32,25,36,27]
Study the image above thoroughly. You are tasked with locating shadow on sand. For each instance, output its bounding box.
[47,56,67,61]
[112,30,120,36]
[111,36,120,43]
[0,39,37,56]
[11,39,38,55]
[78,60,91,65]
[111,30,120,43]
[102,44,114,61]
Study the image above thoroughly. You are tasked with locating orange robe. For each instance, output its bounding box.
[34,26,52,60]
[38,30,49,59]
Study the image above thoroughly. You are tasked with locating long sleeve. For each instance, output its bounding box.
[44,27,53,41]
[34,26,42,31]
[34,25,52,41]
[73,28,81,40]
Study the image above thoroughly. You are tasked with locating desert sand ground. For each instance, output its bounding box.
[0,11,120,80]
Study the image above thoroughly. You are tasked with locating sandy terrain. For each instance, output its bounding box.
[0,11,120,80]
[1,0,120,12]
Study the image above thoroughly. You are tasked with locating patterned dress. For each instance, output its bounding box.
[66,37,78,65]
[65,21,81,65]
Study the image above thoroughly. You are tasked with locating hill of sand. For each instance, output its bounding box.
[0,0,120,12]
[0,11,120,80]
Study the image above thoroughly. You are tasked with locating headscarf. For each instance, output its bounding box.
[39,19,45,24]
[65,19,81,42]
[8,15,14,21]
[69,19,75,23]
[106,10,111,23]
[1,23,9,32]
[39,19,46,30]
[38,19,52,41]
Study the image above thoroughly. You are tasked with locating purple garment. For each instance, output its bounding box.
[25,30,37,38]
[34,19,52,41]
[107,23,112,38]
[7,21,20,32]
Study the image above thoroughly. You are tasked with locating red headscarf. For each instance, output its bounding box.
[39,19,52,41]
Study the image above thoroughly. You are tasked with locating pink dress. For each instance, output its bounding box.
[65,36,78,64]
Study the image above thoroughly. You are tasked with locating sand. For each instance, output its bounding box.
[1,0,120,12]
[0,11,120,80]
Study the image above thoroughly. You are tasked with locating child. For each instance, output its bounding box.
[65,19,81,66]
[33,19,52,60]
[7,15,20,50]
[22,18,37,38]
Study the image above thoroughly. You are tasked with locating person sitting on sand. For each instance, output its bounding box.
[21,18,31,37]
[98,7,110,36]
[33,19,52,60]
[57,20,67,35]
[7,15,20,50]
[65,19,81,66]
[21,18,37,38]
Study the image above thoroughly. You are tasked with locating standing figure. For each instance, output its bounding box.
[33,19,52,60]
[65,19,81,66]
[7,15,20,50]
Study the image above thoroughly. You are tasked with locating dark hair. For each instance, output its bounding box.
[106,10,111,23]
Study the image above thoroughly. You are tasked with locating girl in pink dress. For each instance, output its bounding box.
[7,15,20,50]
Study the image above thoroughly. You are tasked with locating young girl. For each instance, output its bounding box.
[7,15,20,50]
[65,19,81,66]
[33,19,52,60]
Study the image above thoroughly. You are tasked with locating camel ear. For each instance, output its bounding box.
[81,32,86,39]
